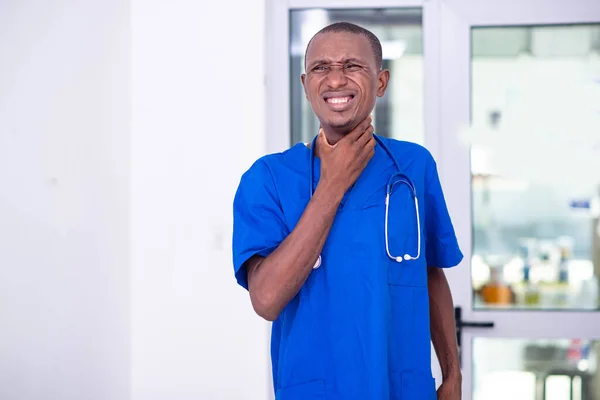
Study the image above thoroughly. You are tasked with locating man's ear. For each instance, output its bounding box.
[301,74,309,100]
[376,69,390,98]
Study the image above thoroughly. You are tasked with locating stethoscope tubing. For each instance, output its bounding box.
[308,133,421,267]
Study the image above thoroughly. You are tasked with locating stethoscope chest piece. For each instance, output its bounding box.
[313,255,322,269]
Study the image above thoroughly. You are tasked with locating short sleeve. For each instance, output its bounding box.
[232,159,288,289]
[424,158,463,268]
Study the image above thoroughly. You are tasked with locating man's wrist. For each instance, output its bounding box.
[443,368,462,383]
[314,180,345,204]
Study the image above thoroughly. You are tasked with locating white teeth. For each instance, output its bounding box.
[327,96,351,104]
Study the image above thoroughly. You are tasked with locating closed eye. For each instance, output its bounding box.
[309,63,363,73]
[344,64,362,71]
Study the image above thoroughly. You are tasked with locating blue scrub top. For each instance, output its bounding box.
[232,136,463,400]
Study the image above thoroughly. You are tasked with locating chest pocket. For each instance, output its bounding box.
[354,184,427,287]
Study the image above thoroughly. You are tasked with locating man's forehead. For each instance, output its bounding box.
[305,31,372,63]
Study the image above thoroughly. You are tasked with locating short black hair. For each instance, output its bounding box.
[304,22,383,70]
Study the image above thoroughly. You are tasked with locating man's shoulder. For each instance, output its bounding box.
[239,143,305,184]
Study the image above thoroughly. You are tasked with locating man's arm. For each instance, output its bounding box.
[245,119,375,321]
[245,180,343,321]
[428,267,462,396]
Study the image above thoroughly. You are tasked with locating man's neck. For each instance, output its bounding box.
[309,129,334,159]
[320,126,347,146]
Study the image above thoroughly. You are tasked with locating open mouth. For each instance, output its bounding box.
[325,95,354,104]
[323,93,356,110]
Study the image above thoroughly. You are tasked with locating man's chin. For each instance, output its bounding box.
[325,116,355,132]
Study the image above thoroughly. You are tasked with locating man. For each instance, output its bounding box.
[232,22,463,400]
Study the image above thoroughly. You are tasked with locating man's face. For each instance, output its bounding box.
[301,31,390,134]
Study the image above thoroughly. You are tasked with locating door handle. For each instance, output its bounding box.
[454,306,494,367]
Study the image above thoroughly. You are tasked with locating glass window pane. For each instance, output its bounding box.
[468,25,600,310]
[473,338,600,400]
[289,8,424,145]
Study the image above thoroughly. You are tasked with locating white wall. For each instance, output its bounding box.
[0,1,130,400]
[1,1,269,399]
[130,1,270,400]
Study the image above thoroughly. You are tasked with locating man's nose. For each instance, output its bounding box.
[325,68,348,88]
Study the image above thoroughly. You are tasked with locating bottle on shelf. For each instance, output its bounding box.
[554,237,574,308]
[518,243,541,306]
[523,258,541,306]
[480,263,514,306]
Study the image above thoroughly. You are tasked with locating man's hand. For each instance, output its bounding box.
[436,375,462,399]
[318,115,375,195]
[427,267,462,399]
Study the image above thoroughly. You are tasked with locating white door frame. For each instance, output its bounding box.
[264,1,446,396]
[439,0,600,398]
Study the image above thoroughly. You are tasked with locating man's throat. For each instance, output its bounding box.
[319,129,336,147]
[319,128,345,147]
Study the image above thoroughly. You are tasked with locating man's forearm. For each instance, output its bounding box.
[428,267,462,381]
[246,181,343,321]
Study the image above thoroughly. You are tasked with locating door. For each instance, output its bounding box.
[266,0,600,398]
[438,0,600,399]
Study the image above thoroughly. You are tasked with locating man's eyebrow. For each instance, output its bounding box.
[306,58,328,68]
[306,57,366,68]
[341,58,365,65]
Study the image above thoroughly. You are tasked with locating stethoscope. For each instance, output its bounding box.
[308,134,421,269]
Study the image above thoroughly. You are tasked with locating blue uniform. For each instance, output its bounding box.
[232,136,463,400]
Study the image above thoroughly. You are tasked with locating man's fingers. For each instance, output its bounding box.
[360,136,376,161]
[353,116,373,141]
[356,125,374,147]
[342,115,372,142]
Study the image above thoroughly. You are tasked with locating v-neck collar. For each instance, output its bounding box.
[293,136,396,210]
[344,141,396,210]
